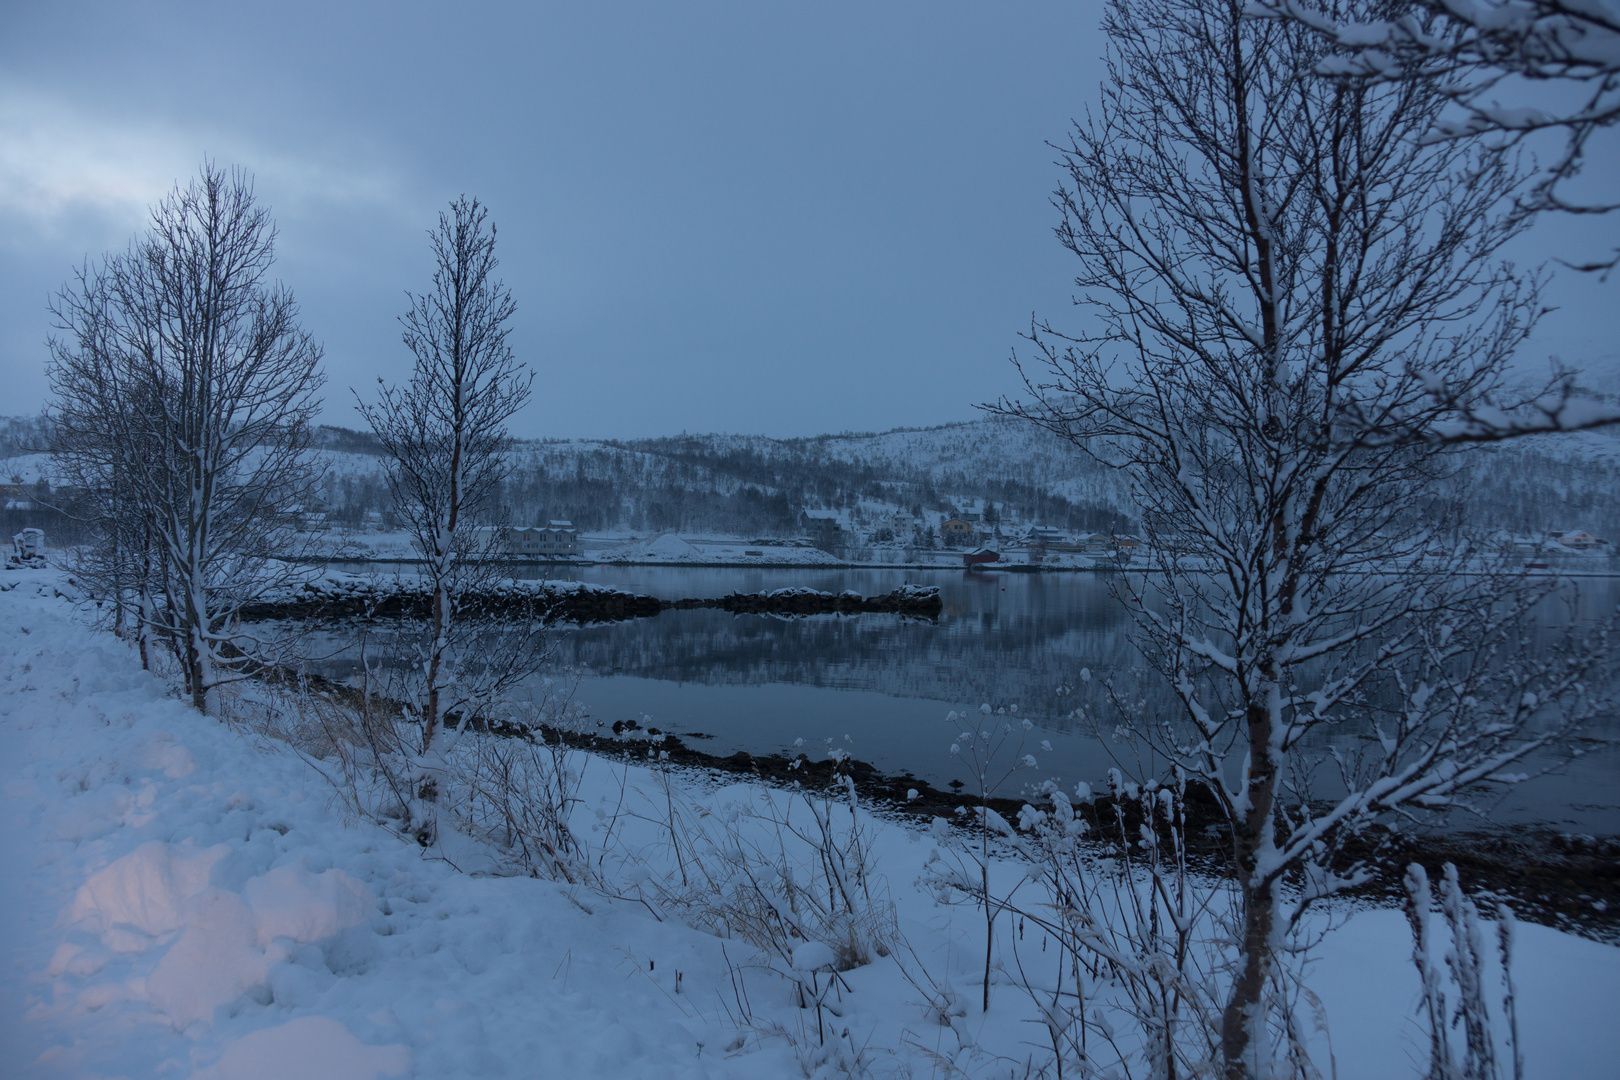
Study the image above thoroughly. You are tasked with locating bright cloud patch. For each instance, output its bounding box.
[0,85,409,237]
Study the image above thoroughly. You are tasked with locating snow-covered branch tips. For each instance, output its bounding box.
[47,162,327,713]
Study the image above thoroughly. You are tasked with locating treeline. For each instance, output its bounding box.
[0,415,48,459]
[13,416,1620,544]
[303,422,1137,536]
[1458,441,1620,541]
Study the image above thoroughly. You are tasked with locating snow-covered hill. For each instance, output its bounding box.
[6,413,1620,542]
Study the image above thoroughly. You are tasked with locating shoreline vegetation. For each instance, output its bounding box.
[242,627,1620,945]
[469,723,1620,946]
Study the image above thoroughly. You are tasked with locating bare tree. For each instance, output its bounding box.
[48,279,157,662]
[357,195,535,837]
[48,164,326,711]
[988,1,1612,1075]
[1253,0,1620,272]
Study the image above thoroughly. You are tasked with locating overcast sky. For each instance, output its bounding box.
[2,1,1613,440]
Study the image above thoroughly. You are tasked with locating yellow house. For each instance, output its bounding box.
[939,517,976,547]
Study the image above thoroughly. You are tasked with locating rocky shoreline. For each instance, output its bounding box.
[573,720,1620,944]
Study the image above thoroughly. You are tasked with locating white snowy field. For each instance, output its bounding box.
[330,529,956,568]
[594,534,847,566]
[2,570,1618,1079]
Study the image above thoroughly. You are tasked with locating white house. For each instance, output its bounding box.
[506,520,580,558]
[1553,530,1609,551]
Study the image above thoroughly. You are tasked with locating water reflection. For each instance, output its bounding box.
[318,564,1620,832]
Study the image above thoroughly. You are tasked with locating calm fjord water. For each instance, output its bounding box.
[328,564,1620,833]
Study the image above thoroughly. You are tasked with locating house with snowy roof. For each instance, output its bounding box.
[505,520,580,559]
[1552,530,1609,551]
[799,509,845,551]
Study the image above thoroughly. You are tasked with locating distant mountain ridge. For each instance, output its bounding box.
[6,414,1619,542]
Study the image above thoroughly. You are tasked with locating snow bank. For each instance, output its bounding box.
[191,1016,412,1080]
[0,572,797,1079]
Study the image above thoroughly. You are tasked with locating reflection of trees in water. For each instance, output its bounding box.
[546,597,1142,726]
[305,575,1620,744]
[291,572,1620,828]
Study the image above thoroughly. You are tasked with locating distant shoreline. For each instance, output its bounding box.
[299,555,1620,578]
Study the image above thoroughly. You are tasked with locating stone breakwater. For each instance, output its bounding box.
[238,580,941,623]
[672,584,941,617]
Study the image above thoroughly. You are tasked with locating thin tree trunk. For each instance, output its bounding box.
[424,583,446,757]
[1222,693,1279,1080]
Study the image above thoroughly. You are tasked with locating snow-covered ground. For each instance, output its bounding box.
[3,570,1618,1078]
[327,529,973,569]
[595,534,845,566]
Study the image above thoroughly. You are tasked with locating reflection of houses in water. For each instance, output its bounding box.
[505,520,580,559]
[533,580,1139,720]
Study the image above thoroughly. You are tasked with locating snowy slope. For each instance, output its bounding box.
[0,574,801,1079]
[3,572,1620,1079]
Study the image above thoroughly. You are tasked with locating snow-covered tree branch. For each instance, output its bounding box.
[1251,0,1620,272]
[47,163,327,712]
[986,1,1614,1075]
[356,195,537,843]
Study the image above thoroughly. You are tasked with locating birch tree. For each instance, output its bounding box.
[48,164,326,711]
[357,196,534,834]
[989,1,1613,1075]
[1253,0,1620,273]
[48,348,164,670]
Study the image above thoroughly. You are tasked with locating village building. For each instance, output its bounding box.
[1069,531,1140,554]
[1552,530,1609,551]
[505,520,580,558]
[938,517,977,548]
[798,509,845,552]
[1069,532,1113,555]
[1497,531,1611,556]
[1496,533,1544,556]
[1011,526,1141,560]
[0,480,48,512]
[1020,525,1069,548]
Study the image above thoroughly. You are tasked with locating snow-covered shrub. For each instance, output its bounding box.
[217,675,402,826]
[608,769,897,975]
[921,705,1041,1014]
[935,772,1324,1078]
[592,768,899,1076]
[450,726,590,883]
[1405,863,1524,1080]
[255,654,593,883]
